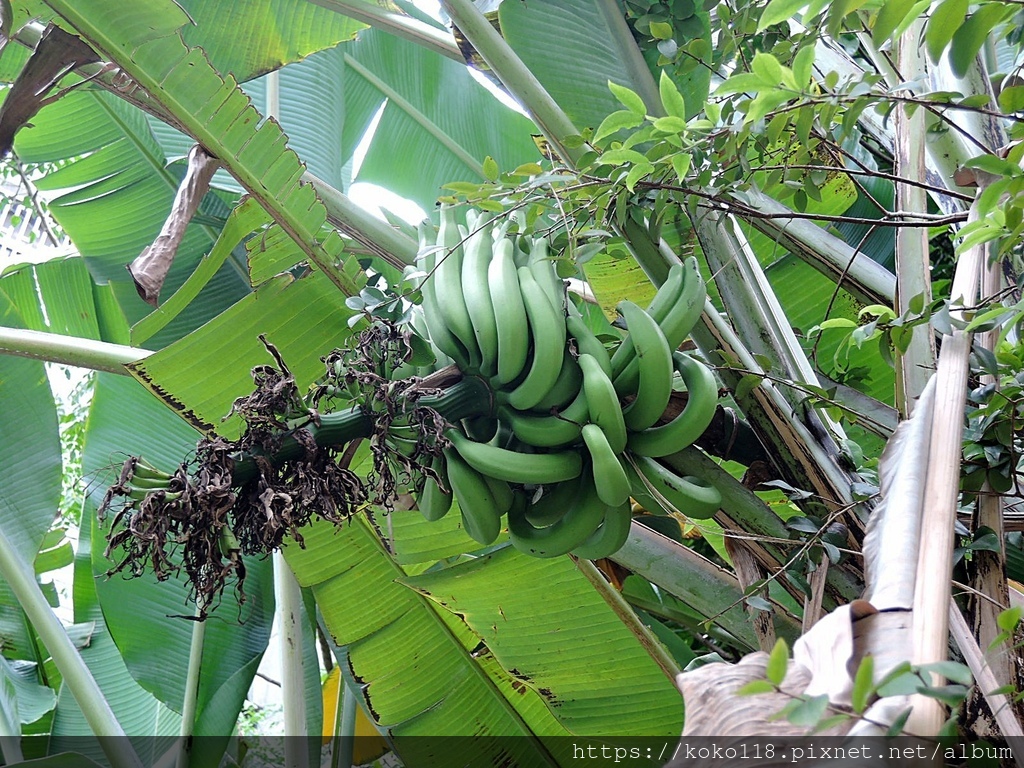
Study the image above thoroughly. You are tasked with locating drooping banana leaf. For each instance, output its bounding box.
[127,271,355,436]
[175,0,364,83]
[0,257,101,341]
[43,0,366,294]
[402,546,683,737]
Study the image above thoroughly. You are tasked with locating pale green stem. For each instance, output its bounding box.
[893,18,935,415]
[306,172,419,267]
[306,0,462,61]
[0,700,24,764]
[335,679,357,768]
[438,0,584,166]
[692,205,848,440]
[909,200,985,736]
[267,65,310,763]
[0,531,142,768]
[611,523,801,648]
[733,188,897,306]
[275,553,309,764]
[175,599,208,768]
[0,327,150,374]
[573,556,680,681]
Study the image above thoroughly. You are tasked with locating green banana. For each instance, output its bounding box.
[524,478,579,526]
[409,306,451,371]
[488,237,530,386]
[418,221,471,370]
[498,390,587,448]
[566,310,612,377]
[462,415,499,443]
[628,454,721,519]
[658,256,707,351]
[581,423,630,507]
[571,499,632,559]
[127,475,174,492]
[416,454,453,522]
[131,460,173,483]
[434,205,481,370]
[505,266,567,411]
[484,474,514,515]
[610,261,683,380]
[627,351,718,457]
[579,353,627,454]
[617,300,673,431]
[508,470,606,558]
[446,428,583,485]
[527,237,565,311]
[613,258,706,393]
[444,447,502,545]
[533,352,583,412]
[461,212,499,376]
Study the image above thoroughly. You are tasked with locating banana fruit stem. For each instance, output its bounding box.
[230,375,493,485]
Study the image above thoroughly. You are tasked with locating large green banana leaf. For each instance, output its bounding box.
[43,0,364,296]
[284,509,682,765]
[81,373,274,759]
[148,23,541,213]
[0,294,61,564]
[340,27,540,211]
[176,0,364,82]
[0,292,61,732]
[3,78,251,343]
[50,496,180,764]
[128,270,355,436]
[498,0,710,131]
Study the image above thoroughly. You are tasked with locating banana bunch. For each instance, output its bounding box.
[405,205,724,560]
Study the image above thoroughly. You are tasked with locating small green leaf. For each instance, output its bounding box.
[511,162,544,177]
[738,680,776,696]
[758,0,807,31]
[918,661,973,686]
[877,671,921,697]
[482,156,499,182]
[886,707,912,736]
[443,181,486,194]
[851,656,874,714]
[599,148,651,166]
[745,595,774,612]
[919,684,969,708]
[873,0,916,47]
[784,694,829,727]
[950,4,1015,78]
[765,638,789,686]
[659,69,687,119]
[734,372,763,401]
[671,153,691,183]
[999,85,1024,113]
[593,110,645,144]
[792,44,815,87]
[997,605,1022,634]
[652,116,687,133]
[624,162,654,191]
[608,80,646,115]
[649,20,673,39]
[751,52,785,86]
